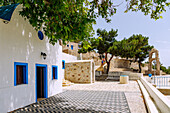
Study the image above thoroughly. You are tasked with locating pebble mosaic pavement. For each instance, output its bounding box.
[13,90,131,113]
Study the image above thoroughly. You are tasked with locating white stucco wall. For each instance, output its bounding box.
[0,5,63,113]
[61,53,77,79]
[62,53,77,62]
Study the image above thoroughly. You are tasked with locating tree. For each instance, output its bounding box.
[0,0,169,44]
[97,29,118,74]
[79,28,118,74]
[160,64,170,74]
[124,34,153,73]
[109,35,153,73]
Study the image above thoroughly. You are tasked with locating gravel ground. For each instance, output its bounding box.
[63,81,147,113]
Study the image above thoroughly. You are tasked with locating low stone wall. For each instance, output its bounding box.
[96,71,143,81]
[65,60,95,83]
[108,71,143,80]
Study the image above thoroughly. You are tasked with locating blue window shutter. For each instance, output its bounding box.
[52,65,58,80]
[71,45,73,50]
[14,62,28,86]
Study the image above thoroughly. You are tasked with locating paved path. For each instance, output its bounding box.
[64,81,147,113]
[13,81,146,113]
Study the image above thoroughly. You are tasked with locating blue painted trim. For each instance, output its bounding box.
[0,3,19,21]
[71,45,73,50]
[38,31,44,40]
[120,75,128,77]
[35,64,48,102]
[62,60,65,69]
[14,62,28,86]
[52,65,58,80]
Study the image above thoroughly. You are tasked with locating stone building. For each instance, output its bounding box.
[62,42,80,57]
[81,52,101,66]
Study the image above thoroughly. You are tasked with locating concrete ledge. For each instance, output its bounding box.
[140,77,170,113]
[108,71,143,80]
[66,60,93,63]
[137,80,159,113]
[129,73,143,80]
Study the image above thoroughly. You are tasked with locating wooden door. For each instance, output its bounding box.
[37,67,44,98]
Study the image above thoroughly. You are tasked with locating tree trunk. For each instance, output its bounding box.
[106,55,114,74]
[139,62,142,73]
[106,62,110,74]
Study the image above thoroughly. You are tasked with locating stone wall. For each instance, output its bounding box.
[61,53,77,79]
[130,62,149,74]
[82,52,101,66]
[110,58,130,69]
[65,60,95,83]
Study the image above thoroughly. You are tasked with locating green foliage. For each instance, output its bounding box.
[160,64,170,74]
[0,0,95,45]
[78,37,98,53]
[79,28,118,54]
[126,34,153,63]
[109,34,153,73]
[0,0,169,45]
[79,28,118,74]
[125,0,170,20]
[96,28,118,54]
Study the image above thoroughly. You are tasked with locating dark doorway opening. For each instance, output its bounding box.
[37,67,45,98]
[35,64,48,102]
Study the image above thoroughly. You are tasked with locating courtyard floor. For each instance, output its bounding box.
[12,81,147,113]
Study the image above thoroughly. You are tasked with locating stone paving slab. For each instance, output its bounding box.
[63,81,147,113]
[12,81,146,113]
[13,90,130,113]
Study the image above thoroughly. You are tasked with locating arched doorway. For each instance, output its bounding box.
[148,48,160,75]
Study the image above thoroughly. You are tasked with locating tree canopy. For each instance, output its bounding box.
[109,34,153,73]
[0,0,169,44]
[80,32,153,73]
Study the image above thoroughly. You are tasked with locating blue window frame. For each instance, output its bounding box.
[35,64,48,102]
[67,44,69,47]
[71,45,73,50]
[14,62,28,86]
[62,60,65,69]
[52,65,58,80]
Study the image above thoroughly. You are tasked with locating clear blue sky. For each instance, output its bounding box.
[93,2,170,68]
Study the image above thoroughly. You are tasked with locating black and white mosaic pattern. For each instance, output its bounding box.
[13,90,131,113]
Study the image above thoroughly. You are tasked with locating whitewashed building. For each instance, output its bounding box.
[0,4,76,113]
